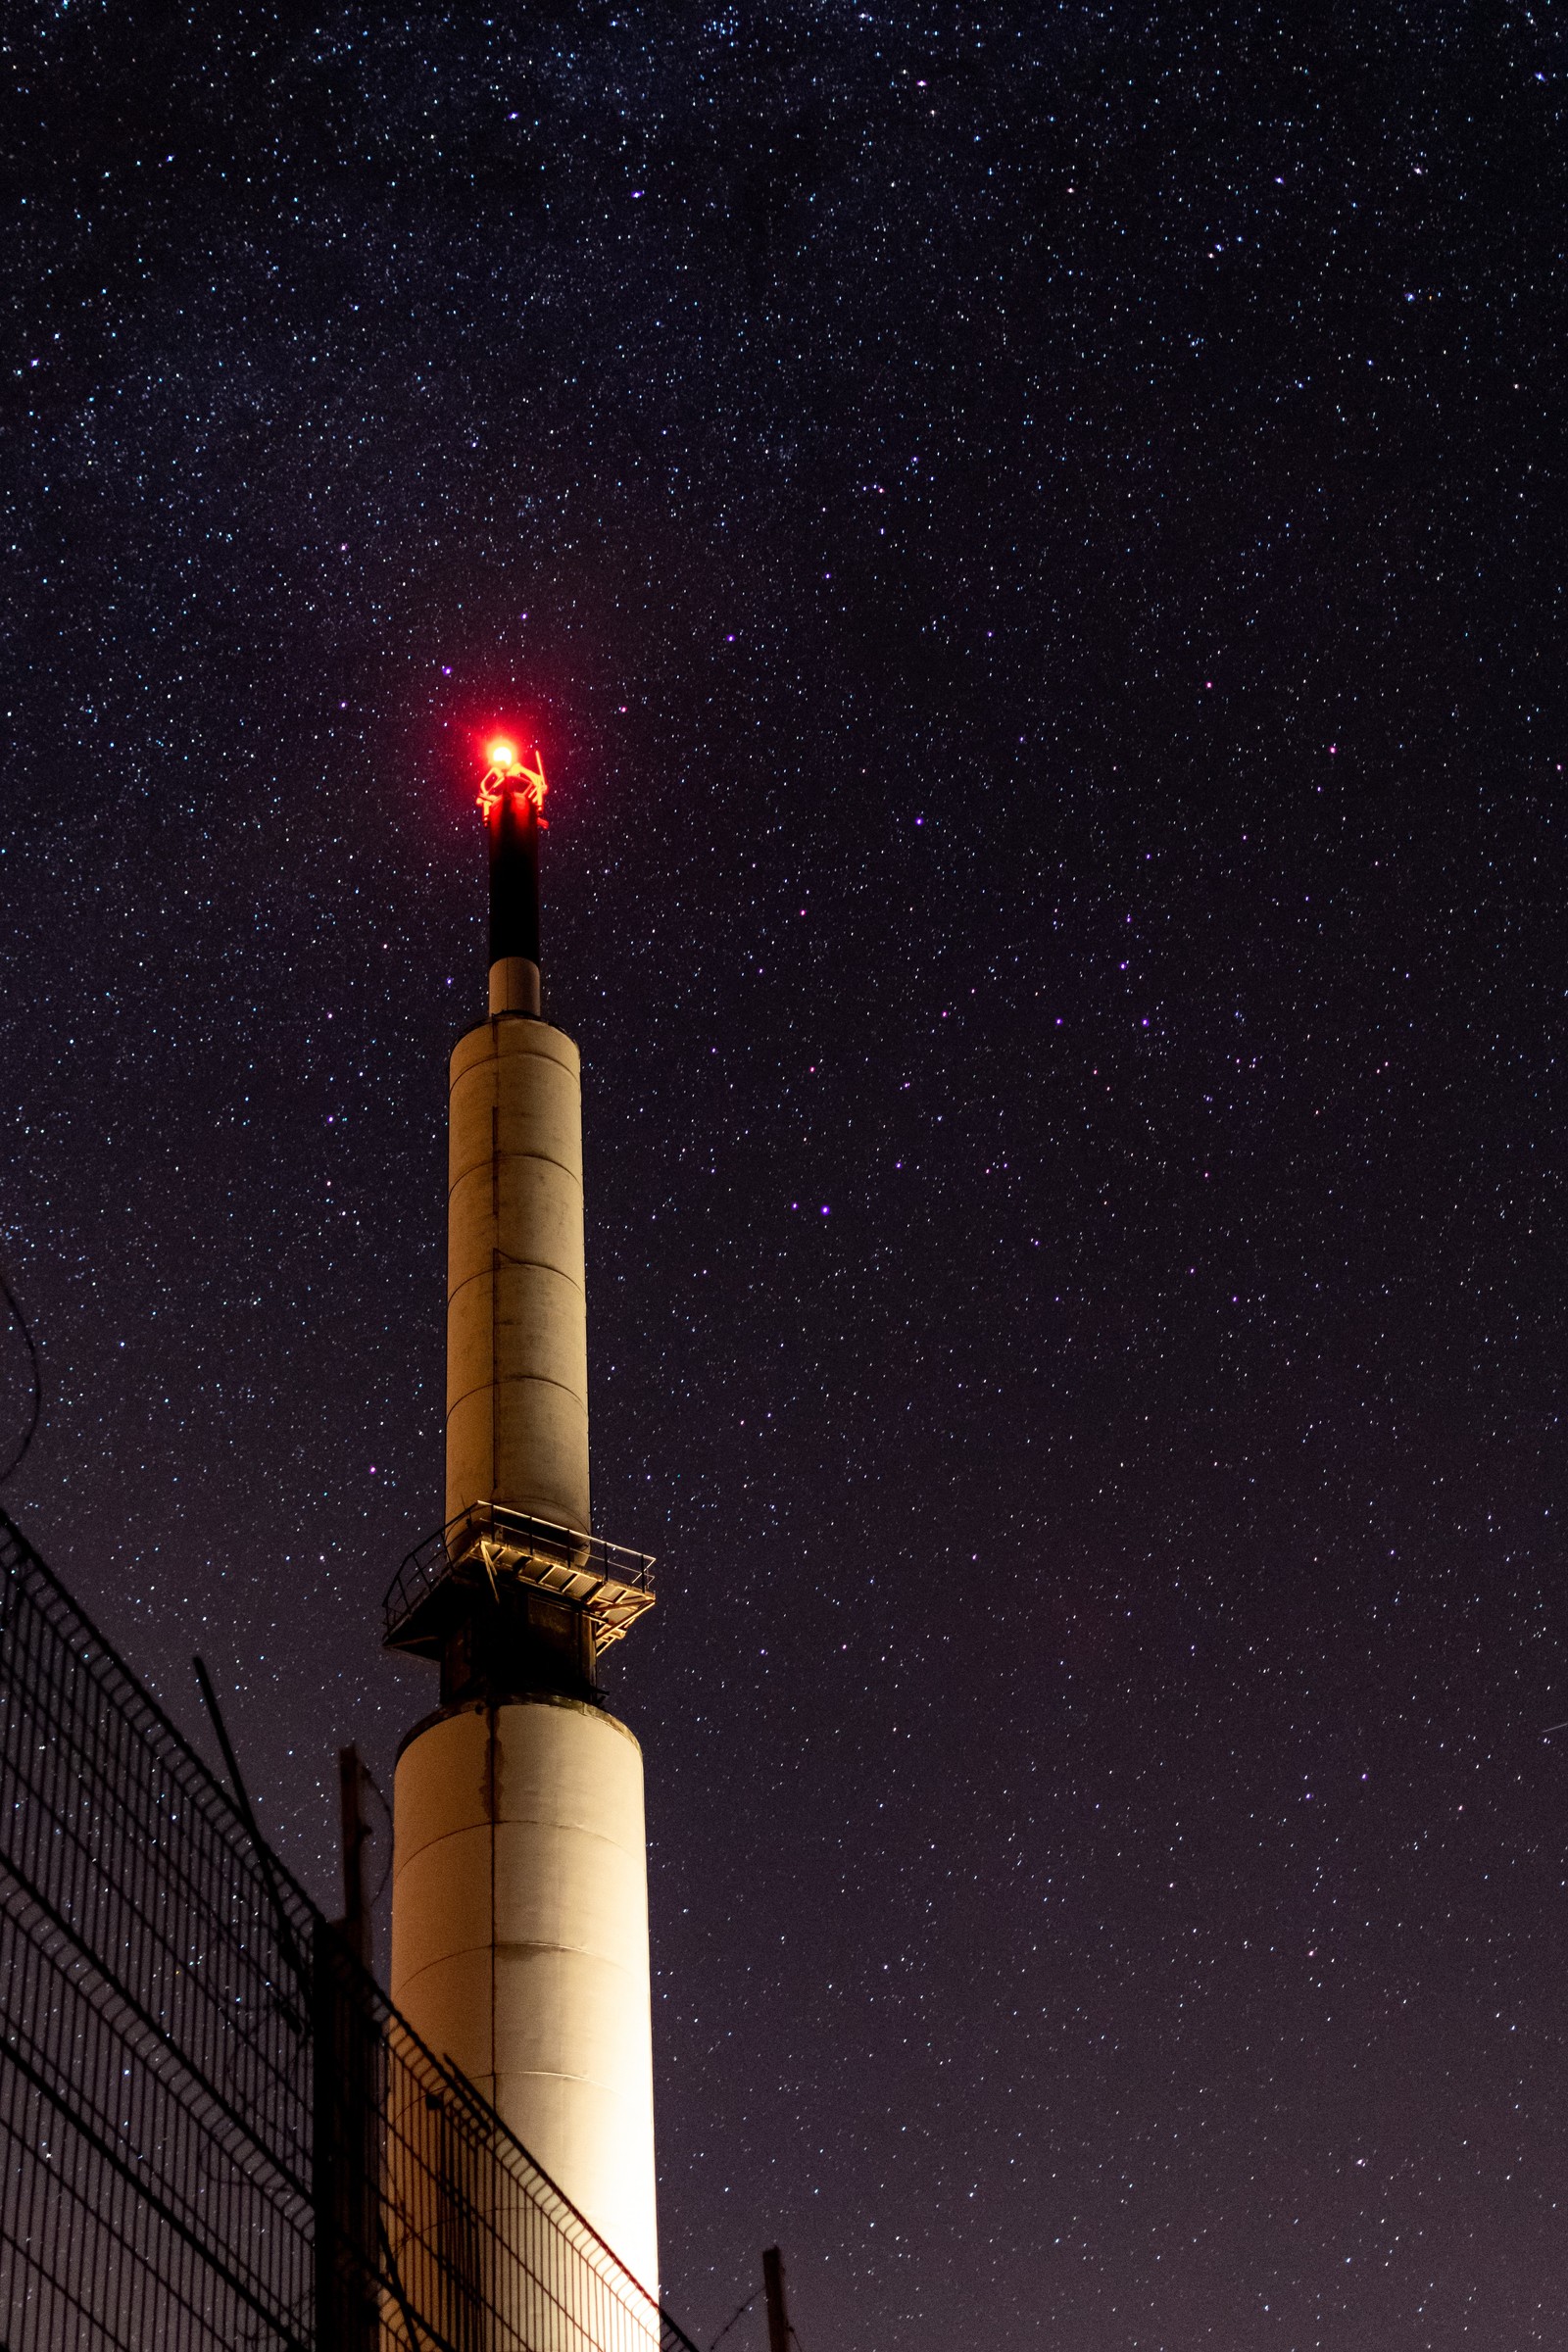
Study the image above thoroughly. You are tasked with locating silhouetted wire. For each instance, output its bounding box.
[192,1652,311,2021]
[706,2289,758,2350]
[0,1264,41,1487]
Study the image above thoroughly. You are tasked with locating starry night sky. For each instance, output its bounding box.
[4,5,1568,2346]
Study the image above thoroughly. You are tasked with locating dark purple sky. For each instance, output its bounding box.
[4,7,1567,2346]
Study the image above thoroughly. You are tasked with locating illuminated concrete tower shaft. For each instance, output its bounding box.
[387,741,661,2303]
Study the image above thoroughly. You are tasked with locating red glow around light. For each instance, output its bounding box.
[477,736,549,821]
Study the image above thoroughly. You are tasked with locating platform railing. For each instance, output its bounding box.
[383,1503,657,1656]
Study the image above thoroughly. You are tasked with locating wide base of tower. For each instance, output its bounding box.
[390,1692,661,2301]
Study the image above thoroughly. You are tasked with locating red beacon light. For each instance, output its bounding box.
[477,738,548,823]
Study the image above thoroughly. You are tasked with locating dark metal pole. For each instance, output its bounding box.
[314,1744,381,2350]
[762,2246,791,2352]
[485,761,543,969]
[337,1744,371,1973]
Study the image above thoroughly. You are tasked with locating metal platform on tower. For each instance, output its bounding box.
[382,1500,657,1660]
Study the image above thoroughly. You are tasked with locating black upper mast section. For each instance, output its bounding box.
[484,769,543,970]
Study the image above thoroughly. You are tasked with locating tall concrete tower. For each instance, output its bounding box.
[385,738,661,2299]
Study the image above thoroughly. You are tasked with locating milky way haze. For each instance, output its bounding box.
[4,7,1566,2346]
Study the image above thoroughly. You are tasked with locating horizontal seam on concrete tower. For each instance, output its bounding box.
[444,1369,591,1417]
[392,1820,644,1876]
[482,2060,652,2096]
[447,1150,584,1181]
[394,1960,650,2021]
[489,1938,648,1970]
[448,1261,587,1298]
